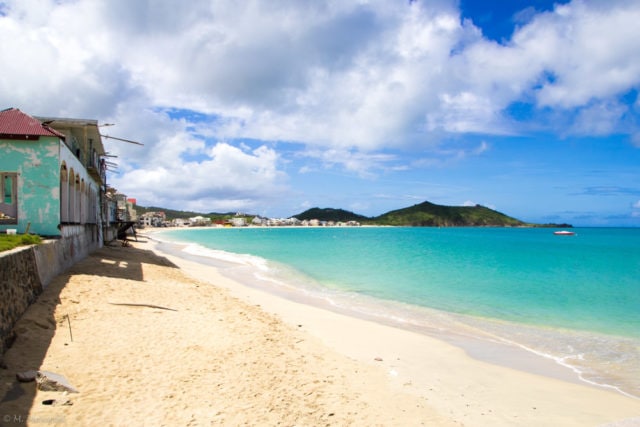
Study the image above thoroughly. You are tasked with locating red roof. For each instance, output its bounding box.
[0,108,66,139]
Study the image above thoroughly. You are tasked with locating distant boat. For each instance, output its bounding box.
[554,230,575,236]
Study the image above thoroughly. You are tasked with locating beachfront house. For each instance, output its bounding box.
[0,108,113,249]
[139,211,167,228]
[189,216,211,227]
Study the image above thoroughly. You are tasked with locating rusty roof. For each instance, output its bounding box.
[0,108,66,139]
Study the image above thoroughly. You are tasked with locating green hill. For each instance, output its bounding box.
[135,205,202,219]
[372,201,526,227]
[136,201,567,227]
[292,207,369,222]
[134,205,237,222]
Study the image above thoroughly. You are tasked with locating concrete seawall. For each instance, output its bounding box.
[0,227,101,355]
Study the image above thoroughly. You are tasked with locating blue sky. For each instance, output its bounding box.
[1,0,639,225]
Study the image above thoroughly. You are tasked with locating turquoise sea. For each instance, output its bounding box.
[155,227,640,398]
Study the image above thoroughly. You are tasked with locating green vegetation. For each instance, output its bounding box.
[292,201,547,226]
[293,207,368,222]
[136,200,571,228]
[134,205,238,222]
[372,201,526,227]
[135,205,204,220]
[0,234,42,252]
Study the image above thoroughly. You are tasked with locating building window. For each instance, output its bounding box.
[3,175,11,204]
[60,163,69,223]
[0,172,18,223]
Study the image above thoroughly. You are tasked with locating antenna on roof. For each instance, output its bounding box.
[100,134,144,146]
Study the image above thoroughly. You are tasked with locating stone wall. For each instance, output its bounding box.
[0,246,43,355]
[0,225,101,355]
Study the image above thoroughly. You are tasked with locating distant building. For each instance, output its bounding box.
[231,217,246,227]
[189,215,211,227]
[139,211,167,227]
[172,218,188,227]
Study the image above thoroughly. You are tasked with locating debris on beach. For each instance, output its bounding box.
[35,370,79,393]
[108,302,177,311]
[42,397,73,406]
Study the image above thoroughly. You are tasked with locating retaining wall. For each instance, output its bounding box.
[0,225,101,355]
[0,247,42,355]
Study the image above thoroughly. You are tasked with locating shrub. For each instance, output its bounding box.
[0,234,42,252]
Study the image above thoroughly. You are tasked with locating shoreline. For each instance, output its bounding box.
[154,238,583,385]
[150,228,640,399]
[145,230,640,425]
[1,238,452,426]
[1,233,638,425]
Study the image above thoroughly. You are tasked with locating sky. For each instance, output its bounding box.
[1,0,639,226]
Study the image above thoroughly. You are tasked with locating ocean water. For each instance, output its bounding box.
[155,226,640,398]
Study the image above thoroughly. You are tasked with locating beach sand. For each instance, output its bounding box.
[1,234,639,426]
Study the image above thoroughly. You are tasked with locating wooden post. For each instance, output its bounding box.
[65,315,73,342]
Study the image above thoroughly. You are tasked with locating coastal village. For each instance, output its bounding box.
[0,107,359,245]
[3,0,640,423]
[138,210,361,228]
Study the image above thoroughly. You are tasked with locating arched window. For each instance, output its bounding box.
[87,184,95,224]
[70,170,75,224]
[74,175,81,224]
[60,164,69,223]
[80,179,86,224]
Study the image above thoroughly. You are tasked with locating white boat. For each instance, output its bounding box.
[553,230,575,236]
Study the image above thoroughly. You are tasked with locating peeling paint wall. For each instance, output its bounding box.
[1,137,101,237]
[0,137,60,235]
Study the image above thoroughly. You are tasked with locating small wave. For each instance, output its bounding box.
[181,243,270,271]
[153,230,640,400]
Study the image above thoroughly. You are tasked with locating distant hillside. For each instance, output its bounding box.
[372,201,526,227]
[293,207,369,222]
[134,205,238,221]
[136,201,568,227]
[134,205,197,219]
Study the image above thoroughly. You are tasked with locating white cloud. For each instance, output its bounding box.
[3,0,640,148]
[513,0,640,109]
[1,0,640,213]
[633,200,640,209]
[110,141,287,212]
[301,148,399,178]
[568,100,629,136]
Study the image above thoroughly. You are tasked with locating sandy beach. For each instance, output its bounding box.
[1,234,639,426]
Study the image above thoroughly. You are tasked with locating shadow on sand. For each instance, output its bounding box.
[0,240,178,423]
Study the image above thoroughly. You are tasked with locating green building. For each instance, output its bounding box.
[0,108,105,241]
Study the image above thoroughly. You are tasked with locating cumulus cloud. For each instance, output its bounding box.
[1,0,639,212]
[110,141,287,212]
[4,0,640,146]
[519,1,640,109]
